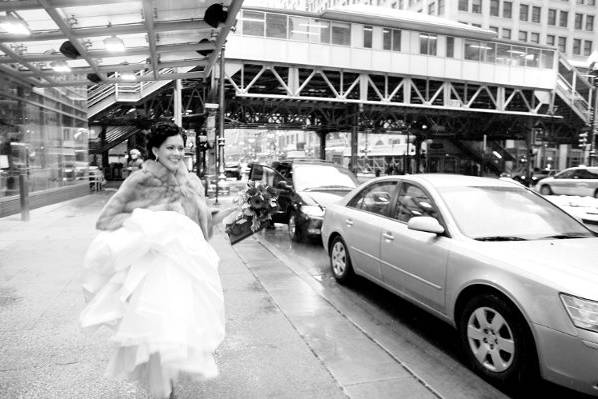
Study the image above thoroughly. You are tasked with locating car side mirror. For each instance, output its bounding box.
[277,180,291,190]
[407,216,445,235]
[249,164,263,181]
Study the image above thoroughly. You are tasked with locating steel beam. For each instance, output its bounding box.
[142,0,159,80]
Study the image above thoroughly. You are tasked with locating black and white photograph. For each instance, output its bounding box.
[1,0,598,398]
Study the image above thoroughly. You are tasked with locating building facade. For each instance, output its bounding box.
[0,74,90,217]
[271,0,596,67]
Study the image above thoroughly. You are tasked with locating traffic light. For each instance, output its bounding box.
[578,129,589,148]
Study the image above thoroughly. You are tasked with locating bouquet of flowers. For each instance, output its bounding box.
[224,181,279,245]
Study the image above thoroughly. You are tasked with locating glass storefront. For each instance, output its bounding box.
[0,75,89,198]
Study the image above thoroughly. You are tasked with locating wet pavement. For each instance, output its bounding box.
[0,191,593,399]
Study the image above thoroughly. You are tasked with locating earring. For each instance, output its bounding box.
[155,156,159,163]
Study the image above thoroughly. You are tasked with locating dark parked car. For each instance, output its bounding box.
[512,169,557,187]
[249,160,359,242]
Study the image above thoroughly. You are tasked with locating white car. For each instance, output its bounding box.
[322,174,598,396]
[536,166,598,198]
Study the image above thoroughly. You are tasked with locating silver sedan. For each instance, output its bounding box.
[536,166,598,198]
[321,174,598,396]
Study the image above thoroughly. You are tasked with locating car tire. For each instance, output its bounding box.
[539,185,552,195]
[288,211,305,242]
[329,236,354,284]
[458,294,537,388]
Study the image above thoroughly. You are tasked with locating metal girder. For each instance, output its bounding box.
[0,42,213,64]
[0,43,54,86]
[37,0,107,82]
[225,62,559,119]
[0,0,134,12]
[36,70,206,87]
[19,58,206,77]
[0,20,213,43]
[142,0,159,80]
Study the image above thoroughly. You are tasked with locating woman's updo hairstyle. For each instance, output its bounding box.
[146,121,186,160]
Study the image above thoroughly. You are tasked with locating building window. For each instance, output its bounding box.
[363,25,373,48]
[573,38,582,54]
[458,0,468,11]
[519,4,529,21]
[392,29,401,51]
[472,0,482,13]
[419,33,437,55]
[446,36,454,57]
[266,13,288,39]
[503,2,512,18]
[383,28,391,49]
[438,0,445,14]
[531,6,541,23]
[575,13,583,30]
[531,32,539,43]
[518,30,528,42]
[559,11,568,28]
[331,22,351,45]
[428,2,435,14]
[489,26,499,33]
[242,10,265,36]
[502,28,511,39]
[383,28,402,51]
[584,40,593,56]
[490,0,499,16]
[587,15,594,31]
[558,36,567,53]
[548,9,556,25]
[546,34,555,46]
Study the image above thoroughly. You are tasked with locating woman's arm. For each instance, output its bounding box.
[95,174,141,231]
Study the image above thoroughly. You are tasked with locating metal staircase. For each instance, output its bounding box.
[87,66,195,118]
[555,55,593,124]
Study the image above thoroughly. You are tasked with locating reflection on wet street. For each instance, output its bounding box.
[258,224,594,399]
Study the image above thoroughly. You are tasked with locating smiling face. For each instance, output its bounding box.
[152,134,184,173]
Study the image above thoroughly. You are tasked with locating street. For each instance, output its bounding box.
[257,224,595,399]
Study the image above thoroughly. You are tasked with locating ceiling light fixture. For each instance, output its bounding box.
[119,71,136,81]
[50,60,71,73]
[0,14,31,36]
[103,34,126,53]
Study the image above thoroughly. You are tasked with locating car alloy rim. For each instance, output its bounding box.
[331,242,346,276]
[289,215,296,238]
[467,306,515,373]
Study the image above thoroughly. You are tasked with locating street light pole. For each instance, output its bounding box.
[590,75,598,166]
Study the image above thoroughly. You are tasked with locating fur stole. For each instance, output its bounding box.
[96,160,211,238]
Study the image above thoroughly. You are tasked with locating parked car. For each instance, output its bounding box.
[249,159,359,242]
[535,166,598,198]
[321,174,598,395]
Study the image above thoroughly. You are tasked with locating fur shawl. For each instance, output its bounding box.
[96,160,212,238]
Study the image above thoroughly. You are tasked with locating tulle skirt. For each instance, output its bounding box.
[80,209,224,398]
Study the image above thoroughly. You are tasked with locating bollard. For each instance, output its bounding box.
[19,172,29,221]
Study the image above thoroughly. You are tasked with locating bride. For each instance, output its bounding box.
[80,121,227,398]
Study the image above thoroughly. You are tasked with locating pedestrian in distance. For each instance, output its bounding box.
[125,148,144,177]
[80,121,231,399]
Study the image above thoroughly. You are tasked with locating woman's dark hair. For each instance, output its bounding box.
[146,121,186,160]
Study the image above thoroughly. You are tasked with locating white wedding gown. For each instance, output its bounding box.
[80,209,224,398]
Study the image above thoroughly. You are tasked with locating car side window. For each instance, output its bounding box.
[347,181,397,216]
[393,183,439,223]
[555,170,575,179]
[574,169,598,179]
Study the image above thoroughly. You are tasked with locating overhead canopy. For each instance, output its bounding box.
[0,0,244,87]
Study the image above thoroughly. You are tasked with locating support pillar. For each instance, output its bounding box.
[350,105,359,173]
[100,125,109,178]
[319,131,327,160]
[174,79,182,127]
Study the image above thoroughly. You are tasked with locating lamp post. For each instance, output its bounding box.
[589,69,598,166]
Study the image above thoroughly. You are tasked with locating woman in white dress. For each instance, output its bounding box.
[80,121,224,398]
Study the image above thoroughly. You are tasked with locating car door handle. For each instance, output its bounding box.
[382,232,394,241]
[345,219,354,226]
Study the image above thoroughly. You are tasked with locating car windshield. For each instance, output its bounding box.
[293,164,358,191]
[438,186,594,240]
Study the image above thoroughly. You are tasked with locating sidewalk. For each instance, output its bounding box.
[0,191,438,399]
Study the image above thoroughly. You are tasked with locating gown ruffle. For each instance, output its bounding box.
[80,209,224,398]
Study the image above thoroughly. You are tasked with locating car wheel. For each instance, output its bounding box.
[459,294,537,387]
[288,211,304,242]
[329,236,354,284]
[539,185,552,195]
